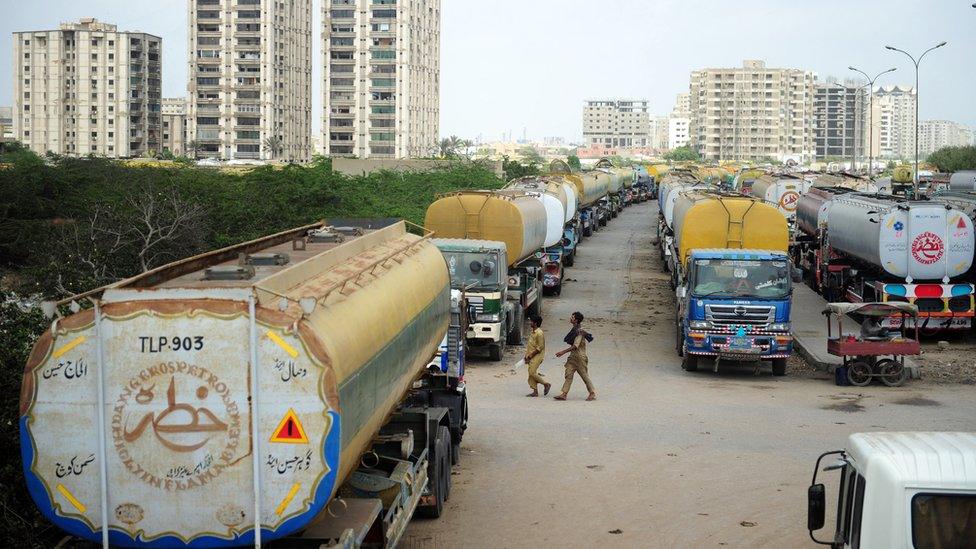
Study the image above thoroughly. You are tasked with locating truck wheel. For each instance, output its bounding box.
[506,311,523,345]
[583,226,592,237]
[488,342,504,361]
[437,426,452,500]
[564,252,575,267]
[417,427,448,518]
[682,353,699,372]
[771,358,787,376]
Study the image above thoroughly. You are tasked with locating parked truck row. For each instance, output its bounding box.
[425,158,636,361]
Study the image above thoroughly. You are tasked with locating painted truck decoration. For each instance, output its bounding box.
[20,221,450,547]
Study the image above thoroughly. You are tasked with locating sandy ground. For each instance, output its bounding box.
[402,200,976,549]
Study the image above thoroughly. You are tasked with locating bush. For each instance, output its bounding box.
[927,146,976,172]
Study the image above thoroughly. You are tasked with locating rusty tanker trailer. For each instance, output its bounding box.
[20,221,469,547]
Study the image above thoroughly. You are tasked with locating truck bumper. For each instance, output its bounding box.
[467,322,502,343]
[685,332,793,360]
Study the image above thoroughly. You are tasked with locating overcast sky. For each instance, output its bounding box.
[2,0,974,142]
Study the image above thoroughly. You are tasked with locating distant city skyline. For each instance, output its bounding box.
[1,0,974,143]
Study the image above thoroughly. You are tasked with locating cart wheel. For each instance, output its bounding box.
[878,359,908,387]
[847,361,873,387]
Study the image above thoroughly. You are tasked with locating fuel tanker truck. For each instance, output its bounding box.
[645,163,671,198]
[20,220,469,548]
[793,186,856,286]
[816,194,976,331]
[426,190,546,360]
[500,180,573,295]
[747,174,812,229]
[549,160,610,237]
[656,170,710,272]
[506,175,580,266]
[669,192,794,376]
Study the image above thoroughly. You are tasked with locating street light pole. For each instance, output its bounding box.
[849,66,897,177]
[885,41,947,197]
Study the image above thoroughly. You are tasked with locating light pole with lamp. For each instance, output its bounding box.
[885,41,947,197]
[848,66,897,177]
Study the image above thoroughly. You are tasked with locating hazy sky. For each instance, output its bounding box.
[2,0,974,142]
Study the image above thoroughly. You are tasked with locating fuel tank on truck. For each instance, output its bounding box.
[592,169,620,194]
[617,167,635,189]
[497,188,564,248]
[949,171,976,191]
[19,220,450,548]
[827,194,975,281]
[535,176,579,222]
[661,179,710,230]
[657,172,701,216]
[796,186,855,237]
[562,172,609,208]
[748,175,812,219]
[425,190,547,266]
[671,192,789,268]
[506,176,571,220]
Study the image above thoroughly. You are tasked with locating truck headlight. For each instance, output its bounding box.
[476,313,501,323]
[688,320,710,329]
[768,322,791,332]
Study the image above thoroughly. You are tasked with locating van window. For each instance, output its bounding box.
[912,493,976,548]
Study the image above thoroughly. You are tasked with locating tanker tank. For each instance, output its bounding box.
[19,221,450,547]
[827,194,975,281]
[749,175,811,219]
[671,192,789,268]
[425,191,548,266]
[949,171,976,191]
[506,176,575,223]
[795,186,855,237]
[497,187,564,249]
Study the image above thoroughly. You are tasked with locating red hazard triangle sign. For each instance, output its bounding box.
[270,408,309,444]
[958,217,968,229]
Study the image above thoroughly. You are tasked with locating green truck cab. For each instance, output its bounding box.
[434,239,541,361]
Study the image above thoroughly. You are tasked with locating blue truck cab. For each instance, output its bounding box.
[676,249,793,376]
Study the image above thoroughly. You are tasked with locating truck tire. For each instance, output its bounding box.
[682,353,699,372]
[554,282,562,296]
[564,251,575,267]
[771,358,787,376]
[583,226,592,237]
[417,427,449,518]
[507,305,524,345]
[437,426,452,501]
[488,342,504,361]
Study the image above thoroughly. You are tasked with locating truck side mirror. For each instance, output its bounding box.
[467,305,477,322]
[807,484,826,531]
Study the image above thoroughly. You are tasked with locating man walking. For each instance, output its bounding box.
[524,314,551,397]
[554,311,596,401]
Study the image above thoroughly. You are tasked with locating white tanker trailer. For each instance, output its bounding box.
[20,220,470,547]
[816,194,976,330]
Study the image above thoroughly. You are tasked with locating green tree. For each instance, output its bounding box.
[187,140,200,159]
[927,146,976,172]
[263,136,284,160]
[664,146,701,162]
[566,154,581,172]
[517,146,544,166]
[502,155,540,180]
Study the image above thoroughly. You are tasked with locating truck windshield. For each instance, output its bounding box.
[692,259,790,299]
[443,252,503,290]
[912,493,976,547]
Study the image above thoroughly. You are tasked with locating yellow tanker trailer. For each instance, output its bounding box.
[20,220,469,547]
[426,191,547,360]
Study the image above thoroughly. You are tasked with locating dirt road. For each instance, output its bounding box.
[403,201,976,548]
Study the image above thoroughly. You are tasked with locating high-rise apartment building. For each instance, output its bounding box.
[322,0,441,158]
[668,93,690,150]
[689,60,816,163]
[0,106,13,141]
[919,119,972,156]
[187,0,312,163]
[873,85,916,160]
[12,18,161,157]
[813,79,863,160]
[582,99,650,148]
[161,97,187,156]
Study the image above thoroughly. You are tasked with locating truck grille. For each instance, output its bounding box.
[705,304,774,328]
